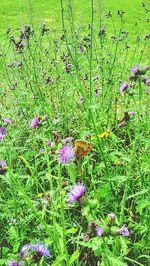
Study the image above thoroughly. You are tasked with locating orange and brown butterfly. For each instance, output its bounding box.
[74,140,94,158]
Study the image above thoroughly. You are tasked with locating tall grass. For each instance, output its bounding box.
[0,0,150,265]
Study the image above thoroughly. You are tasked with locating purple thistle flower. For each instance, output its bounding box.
[145,79,150,86]
[119,226,130,236]
[8,261,21,266]
[96,227,104,236]
[95,88,101,96]
[59,146,75,164]
[18,41,26,49]
[31,243,51,261]
[47,140,52,146]
[67,63,72,68]
[62,137,73,145]
[0,160,7,169]
[79,46,85,53]
[68,182,86,203]
[130,65,140,75]
[3,118,12,124]
[143,77,150,86]
[0,160,7,174]
[0,127,6,142]
[120,82,130,92]
[19,244,32,258]
[131,65,149,76]
[39,149,45,153]
[99,26,106,37]
[47,140,55,148]
[144,66,149,72]
[31,118,40,128]
[53,131,59,140]
[89,221,98,228]
[128,111,137,116]
[117,122,125,128]
[65,63,72,73]
[128,75,138,81]
[0,127,6,135]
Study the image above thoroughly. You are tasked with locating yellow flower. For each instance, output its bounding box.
[117,160,121,165]
[91,129,112,140]
[37,193,43,198]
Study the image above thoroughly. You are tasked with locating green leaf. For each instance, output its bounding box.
[136,199,150,214]
[119,237,129,255]
[126,188,149,200]
[107,256,127,266]
[51,254,66,266]
[66,227,78,234]
[69,250,80,264]
[0,259,7,265]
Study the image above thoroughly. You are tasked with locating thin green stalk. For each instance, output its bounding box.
[89,0,94,103]
[58,165,70,266]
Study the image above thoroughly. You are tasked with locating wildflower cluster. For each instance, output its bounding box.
[120,64,149,94]
[1,3,149,265]
[81,213,129,244]
[9,243,51,265]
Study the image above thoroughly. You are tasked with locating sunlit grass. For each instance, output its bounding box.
[0,1,150,266]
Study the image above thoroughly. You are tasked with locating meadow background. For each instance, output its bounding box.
[0,0,150,265]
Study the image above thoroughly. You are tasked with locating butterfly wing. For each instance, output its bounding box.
[74,140,94,158]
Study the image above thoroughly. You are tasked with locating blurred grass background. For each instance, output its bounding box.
[0,0,149,39]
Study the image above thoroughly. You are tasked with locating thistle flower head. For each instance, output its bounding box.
[0,160,7,169]
[31,118,40,128]
[62,137,73,145]
[131,65,149,76]
[0,160,7,174]
[143,77,150,86]
[131,65,140,75]
[31,243,51,262]
[53,131,59,140]
[96,227,104,236]
[89,221,98,228]
[117,122,125,128]
[8,261,21,266]
[79,46,85,53]
[95,88,101,96]
[120,82,130,92]
[0,127,6,134]
[146,79,150,86]
[59,146,75,164]
[99,26,106,37]
[119,226,130,236]
[3,118,12,124]
[0,127,6,141]
[47,140,55,147]
[68,182,86,203]
[128,111,137,116]
[19,244,32,258]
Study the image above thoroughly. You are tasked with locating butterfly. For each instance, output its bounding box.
[74,140,94,158]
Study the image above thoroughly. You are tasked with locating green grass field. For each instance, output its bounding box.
[0,1,150,266]
[0,0,149,37]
